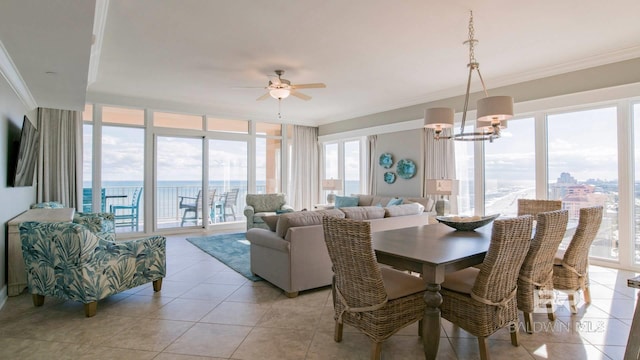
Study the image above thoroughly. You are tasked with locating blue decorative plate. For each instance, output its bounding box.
[383,172,396,184]
[379,153,393,169]
[396,159,416,179]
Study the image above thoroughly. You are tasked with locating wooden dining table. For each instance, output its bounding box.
[372,222,493,360]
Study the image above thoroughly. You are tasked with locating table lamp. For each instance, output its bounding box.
[322,179,343,204]
[426,179,455,216]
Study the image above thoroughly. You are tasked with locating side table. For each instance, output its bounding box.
[7,208,75,296]
[625,275,640,359]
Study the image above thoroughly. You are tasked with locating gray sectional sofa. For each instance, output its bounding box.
[246,195,434,297]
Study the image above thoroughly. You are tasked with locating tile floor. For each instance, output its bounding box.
[0,233,637,359]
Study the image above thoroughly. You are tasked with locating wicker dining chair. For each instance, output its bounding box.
[553,206,603,314]
[517,199,563,217]
[517,210,569,333]
[440,215,533,360]
[322,217,426,360]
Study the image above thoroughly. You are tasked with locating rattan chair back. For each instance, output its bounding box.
[517,199,562,217]
[517,210,569,313]
[322,217,387,308]
[561,206,603,276]
[473,215,533,304]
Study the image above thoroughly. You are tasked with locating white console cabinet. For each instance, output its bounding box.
[7,208,75,296]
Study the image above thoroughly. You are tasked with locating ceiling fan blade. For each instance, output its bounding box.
[232,86,265,89]
[291,83,326,89]
[256,92,271,101]
[290,90,311,101]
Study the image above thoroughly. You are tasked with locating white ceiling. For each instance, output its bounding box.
[1,0,640,126]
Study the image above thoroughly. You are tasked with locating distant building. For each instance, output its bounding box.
[561,184,607,218]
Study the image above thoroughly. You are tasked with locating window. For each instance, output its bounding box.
[154,112,203,130]
[82,105,93,212]
[207,117,248,134]
[322,139,365,202]
[547,107,617,260]
[256,137,281,193]
[344,140,361,196]
[484,118,535,217]
[454,124,476,216]
[633,103,640,264]
[102,106,144,125]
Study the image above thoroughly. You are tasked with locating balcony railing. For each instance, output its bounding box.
[84,184,266,231]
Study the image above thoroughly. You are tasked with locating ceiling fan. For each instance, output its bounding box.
[254,70,326,101]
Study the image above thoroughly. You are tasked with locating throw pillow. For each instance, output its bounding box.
[275,209,294,215]
[261,215,279,232]
[334,196,359,209]
[386,197,404,207]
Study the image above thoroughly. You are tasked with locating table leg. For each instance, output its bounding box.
[423,283,443,360]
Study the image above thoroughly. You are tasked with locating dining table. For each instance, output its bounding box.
[371,222,493,360]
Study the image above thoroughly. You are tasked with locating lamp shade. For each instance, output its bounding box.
[270,88,290,99]
[426,179,455,195]
[476,95,513,127]
[424,107,454,130]
[322,179,343,191]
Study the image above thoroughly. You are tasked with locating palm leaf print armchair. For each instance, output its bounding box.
[19,221,166,317]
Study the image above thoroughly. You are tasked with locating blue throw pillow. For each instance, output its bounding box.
[386,197,404,207]
[334,196,359,209]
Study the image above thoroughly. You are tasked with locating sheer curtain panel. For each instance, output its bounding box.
[289,125,319,210]
[423,128,457,213]
[36,108,83,210]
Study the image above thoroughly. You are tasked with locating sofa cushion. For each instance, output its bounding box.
[276,209,345,238]
[334,196,359,209]
[384,203,424,217]
[340,206,386,220]
[261,215,279,232]
[355,194,374,206]
[406,197,435,212]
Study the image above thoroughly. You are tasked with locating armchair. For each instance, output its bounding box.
[19,221,166,317]
[243,193,294,230]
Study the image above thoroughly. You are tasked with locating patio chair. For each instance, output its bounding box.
[517,209,568,333]
[82,188,106,213]
[440,215,533,360]
[179,189,217,226]
[19,221,165,317]
[215,188,239,222]
[110,187,142,231]
[552,206,603,314]
[322,217,426,360]
[517,199,562,217]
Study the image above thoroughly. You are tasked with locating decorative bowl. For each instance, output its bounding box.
[383,171,396,184]
[436,213,500,231]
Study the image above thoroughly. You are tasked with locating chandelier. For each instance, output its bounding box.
[424,11,513,142]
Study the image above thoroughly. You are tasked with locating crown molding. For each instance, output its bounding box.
[0,40,37,110]
[87,0,109,87]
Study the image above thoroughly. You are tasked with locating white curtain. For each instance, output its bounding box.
[423,128,458,213]
[289,125,319,210]
[367,135,377,195]
[36,108,83,210]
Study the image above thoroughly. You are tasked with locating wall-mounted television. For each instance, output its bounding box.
[8,116,39,187]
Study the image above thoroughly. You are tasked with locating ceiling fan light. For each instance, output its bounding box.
[424,107,454,129]
[269,88,290,99]
[476,95,513,127]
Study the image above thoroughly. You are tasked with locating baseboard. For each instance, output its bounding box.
[0,285,8,311]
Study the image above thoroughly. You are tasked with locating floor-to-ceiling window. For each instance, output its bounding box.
[101,106,145,233]
[547,107,618,260]
[209,139,248,223]
[81,104,93,212]
[255,122,282,194]
[454,124,476,216]
[156,136,203,229]
[484,118,536,217]
[321,138,365,203]
[633,103,640,265]
[344,140,361,196]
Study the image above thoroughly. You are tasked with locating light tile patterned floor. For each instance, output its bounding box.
[0,233,635,359]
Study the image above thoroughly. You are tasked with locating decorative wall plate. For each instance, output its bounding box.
[396,159,416,179]
[379,153,393,169]
[383,172,396,184]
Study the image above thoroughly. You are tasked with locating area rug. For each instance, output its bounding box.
[186,232,262,281]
